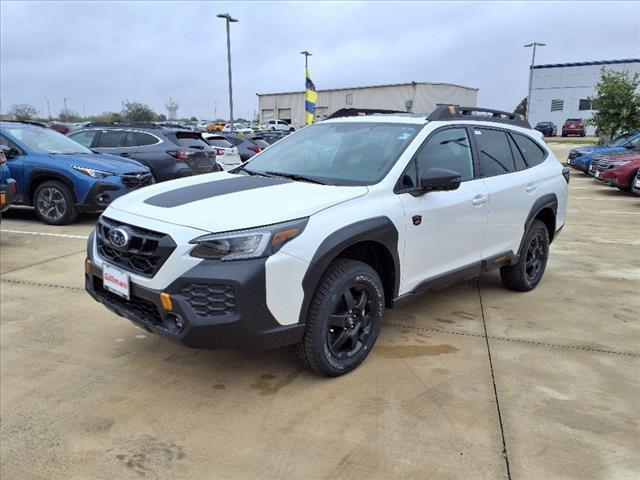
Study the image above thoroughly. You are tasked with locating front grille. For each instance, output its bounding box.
[121,172,154,190]
[96,217,176,277]
[179,283,235,317]
[94,278,162,326]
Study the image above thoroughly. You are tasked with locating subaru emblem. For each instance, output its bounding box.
[109,227,130,250]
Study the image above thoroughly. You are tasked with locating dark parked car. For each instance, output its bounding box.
[221,132,267,161]
[562,118,586,137]
[0,146,17,216]
[0,121,151,225]
[48,122,71,135]
[68,123,219,182]
[252,131,289,144]
[534,121,557,137]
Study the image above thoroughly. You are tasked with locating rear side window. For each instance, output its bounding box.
[474,128,515,177]
[226,137,243,147]
[512,133,546,167]
[97,130,127,148]
[133,131,159,146]
[507,135,527,171]
[69,130,98,148]
[206,138,233,148]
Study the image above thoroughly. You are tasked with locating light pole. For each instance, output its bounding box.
[44,96,51,120]
[300,50,312,71]
[214,100,217,120]
[524,42,545,120]
[82,101,87,117]
[217,13,238,130]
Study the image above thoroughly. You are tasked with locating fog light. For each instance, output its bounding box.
[160,292,172,311]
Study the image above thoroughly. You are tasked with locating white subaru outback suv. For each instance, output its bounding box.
[85,106,569,377]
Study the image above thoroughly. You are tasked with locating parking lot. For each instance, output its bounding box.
[0,143,638,480]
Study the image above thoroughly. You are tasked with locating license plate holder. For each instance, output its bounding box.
[103,263,130,299]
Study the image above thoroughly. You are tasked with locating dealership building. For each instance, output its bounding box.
[257,81,478,129]
[528,58,640,135]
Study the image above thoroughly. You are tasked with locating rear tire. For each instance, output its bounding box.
[500,220,549,292]
[294,259,384,377]
[33,180,78,225]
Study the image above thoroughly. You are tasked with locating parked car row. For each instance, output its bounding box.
[534,118,587,137]
[567,131,640,173]
[0,119,291,225]
[566,131,640,196]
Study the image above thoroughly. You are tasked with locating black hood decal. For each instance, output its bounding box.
[144,175,290,208]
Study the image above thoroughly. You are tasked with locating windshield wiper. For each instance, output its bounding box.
[263,171,326,185]
[233,165,274,177]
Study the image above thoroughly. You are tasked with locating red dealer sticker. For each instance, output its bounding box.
[103,263,130,300]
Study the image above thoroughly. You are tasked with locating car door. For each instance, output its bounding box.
[92,129,132,157]
[0,133,27,201]
[397,127,490,292]
[472,127,536,259]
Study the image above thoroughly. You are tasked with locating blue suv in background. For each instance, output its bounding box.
[567,131,640,173]
[0,121,153,225]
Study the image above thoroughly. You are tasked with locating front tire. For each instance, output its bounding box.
[33,180,78,225]
[295,259,384,377]
[500,220,550,292]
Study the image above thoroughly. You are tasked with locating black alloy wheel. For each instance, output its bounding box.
[326,283,375,360]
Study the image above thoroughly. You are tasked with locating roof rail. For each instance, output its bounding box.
[428,106,531,128]
[325,108,407,120]
[83,121,162,129]
[0,120,48,128]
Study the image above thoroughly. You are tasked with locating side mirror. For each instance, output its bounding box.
[0,145,14,159]
[624,144,635,149]
[420,168,462,192]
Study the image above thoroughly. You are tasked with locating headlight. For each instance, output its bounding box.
[73,166,113,178]
[189,218,308,261]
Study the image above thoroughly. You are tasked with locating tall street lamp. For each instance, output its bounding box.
[217,13,238,131]
[300,50,312,70]
[524,42,546,121]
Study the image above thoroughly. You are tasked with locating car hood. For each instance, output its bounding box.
[51,152,149,174]
[106,171,368,233]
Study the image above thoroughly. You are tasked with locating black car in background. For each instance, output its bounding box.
[220,133,269,161]
[68,122,219,182]
[252,130,289,144]
[534,121,557,137]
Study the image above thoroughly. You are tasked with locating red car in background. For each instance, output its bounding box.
[562,118,586,137]
[595,152,640,191]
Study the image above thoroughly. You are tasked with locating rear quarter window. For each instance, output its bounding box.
[512,133,547,167]
[133,131,160,146]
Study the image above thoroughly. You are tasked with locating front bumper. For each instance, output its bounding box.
[85,255,305,350]
[0,178,17,213]
[77,181,132,213]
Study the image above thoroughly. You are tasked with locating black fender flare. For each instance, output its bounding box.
[517,193,558,257]
[27,169,78,205]
[299,216,400,323]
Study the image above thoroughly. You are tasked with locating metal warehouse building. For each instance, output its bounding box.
[257,81,478,130]
[528,58,640,135]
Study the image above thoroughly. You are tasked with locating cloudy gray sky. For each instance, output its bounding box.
[1,1,638,120]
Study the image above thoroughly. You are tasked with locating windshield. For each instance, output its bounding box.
[610,133,634,146]
[243,122,420,186]
[3,125,92,154]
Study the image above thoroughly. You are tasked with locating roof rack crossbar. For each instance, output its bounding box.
[325,108,408,120]
[427,106,531,128]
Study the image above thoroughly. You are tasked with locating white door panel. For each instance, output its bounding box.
[398,179,490,293]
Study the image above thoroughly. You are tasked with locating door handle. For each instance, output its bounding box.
[120,152,131,157]
[472,194,488,206]
[525,183,538,193]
